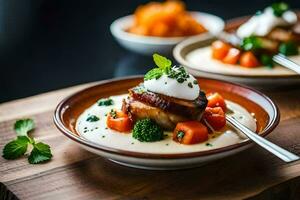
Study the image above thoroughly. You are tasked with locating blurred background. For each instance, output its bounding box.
[1,0,300,103]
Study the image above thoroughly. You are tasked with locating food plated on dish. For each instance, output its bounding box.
[127,0,207,37]
[54,54,279,170]
[174,2,300,86]
[110,0,224,55]
[212,2,299,68]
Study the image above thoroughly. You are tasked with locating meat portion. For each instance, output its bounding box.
[267,27,300,44]
[123,84,208,130]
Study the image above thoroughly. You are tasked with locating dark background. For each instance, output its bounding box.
[1,0,300,103]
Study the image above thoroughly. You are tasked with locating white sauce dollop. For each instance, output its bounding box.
[237,7,297,38]
[144,67,200,100]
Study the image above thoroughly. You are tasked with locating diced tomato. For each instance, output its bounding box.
[206,92,227,112]
[222,48,241,64]
[211,40,231,60]
[203,107,226,130]
[173,121,208,144]
[239,51,260,68]
[106,110,133,132]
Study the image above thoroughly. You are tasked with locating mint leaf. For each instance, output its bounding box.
[28,142,52,164]
[144,68,163,81]
[2,136,30,159]
[14,119,35,136]
[153,53,172,70]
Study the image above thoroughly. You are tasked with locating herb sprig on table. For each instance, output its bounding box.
[2,119,52,164]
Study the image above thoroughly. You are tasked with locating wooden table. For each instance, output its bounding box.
[1,82,300,200]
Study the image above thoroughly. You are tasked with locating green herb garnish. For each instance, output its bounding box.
[86,115,100,122]
[271,2,289,17]
[98,98,114,106]
[188,82,193,88]
[167,66,190,83]
[241,36,262,51]
[28,142,52,164]
[110,109,117,119]
[193,80,198,85]
[14,119,35,136]
[177,131,185,142]
[2,136,30,160]
[144,54,172,81]
[260,54,274,68]
[206,143,213,147]
[278,42,299,56]
[2,119,52,164]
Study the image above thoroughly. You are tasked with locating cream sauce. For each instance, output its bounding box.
[76,94,257,154]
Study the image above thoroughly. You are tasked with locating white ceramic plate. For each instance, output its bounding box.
[54,76,280,170]
[110,12,224,55]
[173,37,300,87]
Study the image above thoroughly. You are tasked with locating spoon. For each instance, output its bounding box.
[217,32,300,75]
[226,114,299,163]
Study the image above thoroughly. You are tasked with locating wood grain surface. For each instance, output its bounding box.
[1,79,300,200]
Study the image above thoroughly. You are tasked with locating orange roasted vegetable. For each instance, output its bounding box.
[206,92,227,112]
[106,110,133,132]
[211,40,232,60]
[222,48,241,64]
[203,107,226,131]
[173,121,208,144]
[239,52,260,68]
[128,0,207,37]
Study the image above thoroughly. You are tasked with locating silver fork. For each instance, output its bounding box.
[226,114,299,163]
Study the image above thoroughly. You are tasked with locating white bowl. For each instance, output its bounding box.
[110,12,224,55]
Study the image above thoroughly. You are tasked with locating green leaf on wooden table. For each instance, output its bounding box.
[28,142,52,164]
[14,119,35,136]
[2,136,30,159]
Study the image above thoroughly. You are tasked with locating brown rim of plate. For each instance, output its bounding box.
[53,75,280,159]
[173,12,300,79]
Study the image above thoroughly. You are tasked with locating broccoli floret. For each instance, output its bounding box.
[132,118,164,142]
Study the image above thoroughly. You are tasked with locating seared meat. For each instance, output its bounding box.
[123,99,188,130]
[267,27,300,44]
[123,84,208,129]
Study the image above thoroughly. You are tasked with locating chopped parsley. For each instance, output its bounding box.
[98,98,114,106]
[206,143,213,147]
[109,109,117,119]
[86,115,100,122]
[193,80,198,85]
[167,66,190,83]
[176,131,185,142]
[188,82,193,88]
[2,119,52,164]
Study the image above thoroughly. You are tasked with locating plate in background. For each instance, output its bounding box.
[110,12,224,56]
[173,15,300,87]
